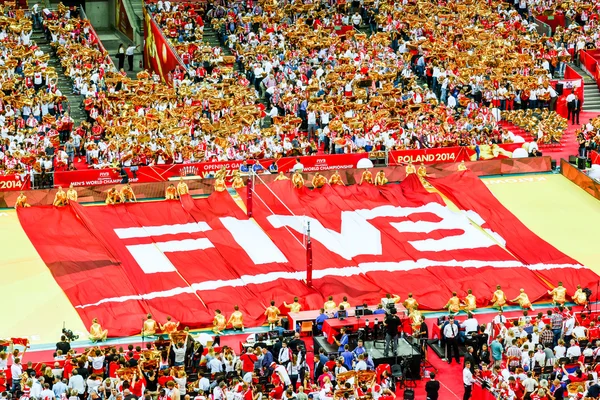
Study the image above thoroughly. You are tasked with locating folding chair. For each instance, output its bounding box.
[300,321,313,337]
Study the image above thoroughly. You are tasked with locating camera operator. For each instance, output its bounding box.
[383,308,400,357]
[56,335,71,355]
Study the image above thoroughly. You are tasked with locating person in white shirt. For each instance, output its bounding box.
[554,340,566,358]
[566,340,581,358]
[10,357,22,392]
[272,362,291,386]
[172,341,186,366]
[68,369,86,395]
[460,313,479,334]
[463,361,476,399]
[208,354,223,374]
[354,354,367,371]
[278,342,291,366]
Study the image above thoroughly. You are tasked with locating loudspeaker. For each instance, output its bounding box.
[556,82,564,96]
[551,159,557,170]
[577,156,587,169]
[403,389,415,399]
[280,317,289,330]
[569,155,578,164]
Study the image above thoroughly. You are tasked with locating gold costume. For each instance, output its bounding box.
[228,310,244,329]
[374,171,388,186]
[142,316,158,336]
[165,184,178,200]
[511,289,532,309]
[292,171,304,188]
[177,178,189,195]
[458,161,467,171]
[549,284,567,305]
[161,320,179,334]
[265,305,280,324]
[14,193,30,208]
[329,171,344,185]
[285,301,302,313]
[232,173,245,189]
[274,172,290,181]
[417,164,427,179]
[463,293,477,312]
[405,162,416,175]
[53,187,68,207]
[67,186,78,203]
[312,173,327,188]
[324,299,337,314]
[214,177,227,192]
[403,296,419,314]
[572,286,587,306]
[360,169,373,184]
[89,319,108,342]
[491,287,507,308]
[445,295,461,314]
[105,188,123,205]
[214,167,227,180]
[121,185,136,202]
[213,313,227,333]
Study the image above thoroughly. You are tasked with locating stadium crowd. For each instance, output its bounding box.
[0,0,586,179]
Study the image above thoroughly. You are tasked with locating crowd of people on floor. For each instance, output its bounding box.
[2,0,589,180]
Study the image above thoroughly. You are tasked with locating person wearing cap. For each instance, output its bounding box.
[443,315,460,364]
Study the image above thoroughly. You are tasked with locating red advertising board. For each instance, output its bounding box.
[389,147,466,165]
[115,0,134,41]
[0,174,30,191]
[143,8,184,85]
[276,153,369,172]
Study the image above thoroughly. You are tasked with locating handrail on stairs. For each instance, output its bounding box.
[118,0,144,41]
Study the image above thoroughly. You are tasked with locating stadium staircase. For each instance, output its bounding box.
[32,29,86,124]
[567,63,600,113]
[497,120,570,153]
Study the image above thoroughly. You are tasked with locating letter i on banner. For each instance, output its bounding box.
[246,174,253,218]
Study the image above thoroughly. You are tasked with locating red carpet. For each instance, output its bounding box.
[552,111,600,161]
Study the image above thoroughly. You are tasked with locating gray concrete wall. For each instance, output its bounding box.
[85,0,110,29]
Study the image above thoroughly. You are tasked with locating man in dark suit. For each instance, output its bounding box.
[261,347,274,377]
[313,354,324,381]
[463,346,476,373]
[571,94,581,125]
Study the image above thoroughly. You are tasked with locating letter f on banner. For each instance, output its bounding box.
[115,219,287,274]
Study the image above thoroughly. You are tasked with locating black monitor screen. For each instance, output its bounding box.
[268,331,280,340]
[283,330,295,338]
[355,306,364,317]
[338,310,348,319]
[255,332,268,342]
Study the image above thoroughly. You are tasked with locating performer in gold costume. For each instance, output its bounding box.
[339,296,351,310]
[417,163,429,186]
[160,316,180,334]
[329,170,344,185]
[53,186,68,206]
[491,285,507,310]
[105,187,123,205]
[177,177,189,195]
[214,176,227,192]
[214,166,227,180]
[312,172,327,188]
[227,305,244,331]
[89,318,108,342]
[67,184,78,203]
[232,172,245,189]
[324,296,337,314]
[458,161,468,171]
[292,171,304,188]
[264,300,281,329]
[284,297,302,313]
[374,170,388,186]
[548,281,567,305]
[121,184,137,202]
[463,289,477,312]
[14,192,30,208]
[403,293,419,314]
[213,309,227,334]
[572,284,588,307]
[165,183,178,199]
[360,169,373,184]
[274,172,290,181]
[405,161,416,175]
[142,314,158,336]
[444,292,461,314]
[511,288,533,310]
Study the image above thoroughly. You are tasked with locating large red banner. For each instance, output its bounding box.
[143,8,184,85]
[0,174,30,191]
[18,173,597,336]
[591,150,600,165]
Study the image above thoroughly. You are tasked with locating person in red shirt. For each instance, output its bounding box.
[508,376,525,399]
[239,349,257,374]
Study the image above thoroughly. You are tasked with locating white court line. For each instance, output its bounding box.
[74,259,585,309]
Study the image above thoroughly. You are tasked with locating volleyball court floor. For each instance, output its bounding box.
[1,173,599,346]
